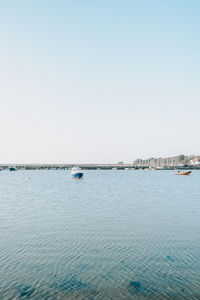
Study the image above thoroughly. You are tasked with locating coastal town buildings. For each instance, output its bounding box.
[190,157,200,165]
[133,155,198,168]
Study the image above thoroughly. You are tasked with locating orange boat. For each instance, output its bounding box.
[175,171,192,175]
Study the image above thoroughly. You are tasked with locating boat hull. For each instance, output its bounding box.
[72,172,83,179]
[175,171,192,175]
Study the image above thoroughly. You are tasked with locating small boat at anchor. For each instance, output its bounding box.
[9,166,18,171]
[175,171,192,175]
[71,166,83,179]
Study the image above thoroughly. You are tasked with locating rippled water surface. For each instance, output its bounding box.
[0,170,200,299]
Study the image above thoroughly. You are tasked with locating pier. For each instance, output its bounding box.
[0,164,199,170]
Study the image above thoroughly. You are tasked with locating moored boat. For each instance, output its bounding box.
[9,166,17,171]
[71,166,83,179]
[175,171,192,175]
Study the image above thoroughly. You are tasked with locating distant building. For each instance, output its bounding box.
[190,157,200,165]
[133,155,196,168]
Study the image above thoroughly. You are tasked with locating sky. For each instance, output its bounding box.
[0,0,199,164]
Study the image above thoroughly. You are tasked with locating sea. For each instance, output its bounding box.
[0,169,200,300]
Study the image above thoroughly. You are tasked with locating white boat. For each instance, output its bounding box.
[71,166,83,179]
[9,166,17,171]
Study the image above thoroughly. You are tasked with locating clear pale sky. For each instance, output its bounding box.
[0,0,199,164]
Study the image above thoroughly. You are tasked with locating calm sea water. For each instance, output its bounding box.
[0,170,200,300]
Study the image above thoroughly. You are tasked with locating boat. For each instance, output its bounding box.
[9,166,17,171]
[175,171,192,175]
[71,166,83,179]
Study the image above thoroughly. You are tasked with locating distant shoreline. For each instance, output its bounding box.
[0,164,199,170]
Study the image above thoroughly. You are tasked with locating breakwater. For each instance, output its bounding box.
[0,164,199,170]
